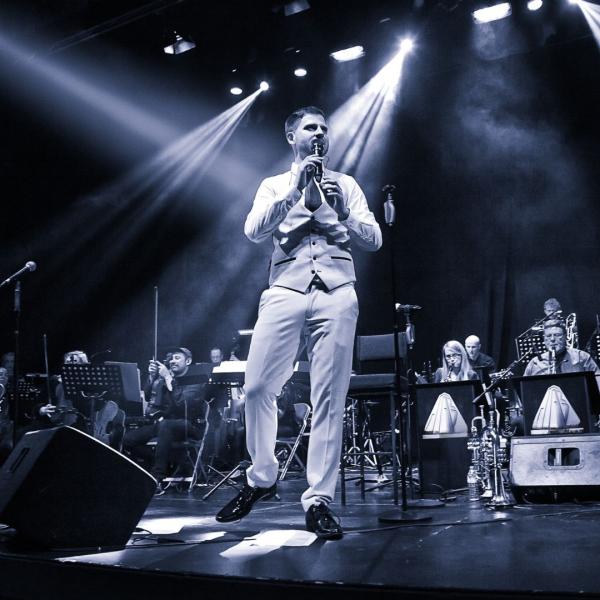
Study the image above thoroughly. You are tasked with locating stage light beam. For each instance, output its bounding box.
[572,0,600,50]
[326,43,414,196]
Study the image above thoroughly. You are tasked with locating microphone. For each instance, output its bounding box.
[382,184,396,227]
[311,140,324,183]
[0,261,37,289]
[395,303,422,312]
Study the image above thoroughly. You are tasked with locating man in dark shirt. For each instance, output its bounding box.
[465,335,496,379]
[123,347,205,491]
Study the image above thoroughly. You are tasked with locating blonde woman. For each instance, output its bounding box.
[434,340,479,383]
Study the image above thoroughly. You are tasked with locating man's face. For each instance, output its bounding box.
[210,349,223,364]
[290,113,329,160]
[169,352,190,375]
[465,341,481,361]
[544,327,566,354]
[544,301,560,316]
[1,353,15,372]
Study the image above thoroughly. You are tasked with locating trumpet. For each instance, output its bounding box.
[467,402,513,508]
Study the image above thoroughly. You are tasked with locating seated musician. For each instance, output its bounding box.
[0,356,13,464]
[434,340,479,383]
[123,347,206,493]
[206,345,245,468]
[34,350,88,427]
[524,320,599,376]
[465,335,496,381]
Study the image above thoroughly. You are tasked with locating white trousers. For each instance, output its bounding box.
[244,283,358,511]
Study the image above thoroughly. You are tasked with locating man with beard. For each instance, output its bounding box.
[123,347,205,493]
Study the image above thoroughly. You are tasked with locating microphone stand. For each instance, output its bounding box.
[378,185,431,524]
[12,282,21,447]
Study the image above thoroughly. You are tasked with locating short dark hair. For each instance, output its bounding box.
[284,106,326,135]
[544,319,566,334]
[543,297,561,312]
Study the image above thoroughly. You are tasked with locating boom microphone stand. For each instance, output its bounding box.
[377,185,431,524]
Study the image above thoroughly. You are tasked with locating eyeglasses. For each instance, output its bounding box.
[544,333,564,340]
[445,353,461,360]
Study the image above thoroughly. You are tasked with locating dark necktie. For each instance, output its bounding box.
[304,179,322,211]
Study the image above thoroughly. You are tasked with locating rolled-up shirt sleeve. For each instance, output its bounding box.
[341,177,382,252]
[244,178,302,243]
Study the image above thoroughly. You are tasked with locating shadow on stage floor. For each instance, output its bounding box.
[2,471,600,599]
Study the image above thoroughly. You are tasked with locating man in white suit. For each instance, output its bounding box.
[216,106,382,539]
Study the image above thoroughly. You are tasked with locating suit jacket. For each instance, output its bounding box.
[244,165,382,292]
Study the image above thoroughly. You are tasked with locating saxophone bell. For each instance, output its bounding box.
[565,313,578,349]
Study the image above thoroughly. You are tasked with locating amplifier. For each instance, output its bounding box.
[510,434,600,488]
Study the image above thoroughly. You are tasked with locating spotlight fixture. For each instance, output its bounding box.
[330,45,365,62]
[527,0,543,9]
[283,0,311,16]
[163,31,195,55]
[230,86,243,95]
[399,38,414,53]
[259,81,270,91]
[472,2,512,23]
[294,67,308,77]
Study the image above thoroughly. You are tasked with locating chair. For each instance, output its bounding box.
[149,400,212,492]
[275,402,311,480]
[342,333,408,505]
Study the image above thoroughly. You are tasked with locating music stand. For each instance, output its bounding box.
[202,362,247,500]
[62,363,136,434]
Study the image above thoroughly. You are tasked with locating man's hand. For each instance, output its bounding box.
[293,153,325,192]
[320,177,349,221]
[39,404,57,418]
[149,360,172,383]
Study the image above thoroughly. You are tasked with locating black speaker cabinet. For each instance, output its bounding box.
[414,380,482,494]
[512,372,600,436]
[0,426,156,548]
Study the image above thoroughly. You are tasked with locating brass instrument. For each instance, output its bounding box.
[566,312,578,349]
[466,352,535,508]
[549,348,556,375]
[467,400,513,508]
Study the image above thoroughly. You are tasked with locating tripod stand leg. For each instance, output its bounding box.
[202,460,249,501]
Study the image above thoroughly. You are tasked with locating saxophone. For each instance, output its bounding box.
[565,313,578,349]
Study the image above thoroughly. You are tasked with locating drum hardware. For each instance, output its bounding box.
[343,398,387,476]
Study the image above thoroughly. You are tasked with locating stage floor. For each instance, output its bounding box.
[2,471,600,599]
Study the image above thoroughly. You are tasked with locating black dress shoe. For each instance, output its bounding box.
[216,483,277,523]
[305,504,343,540]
